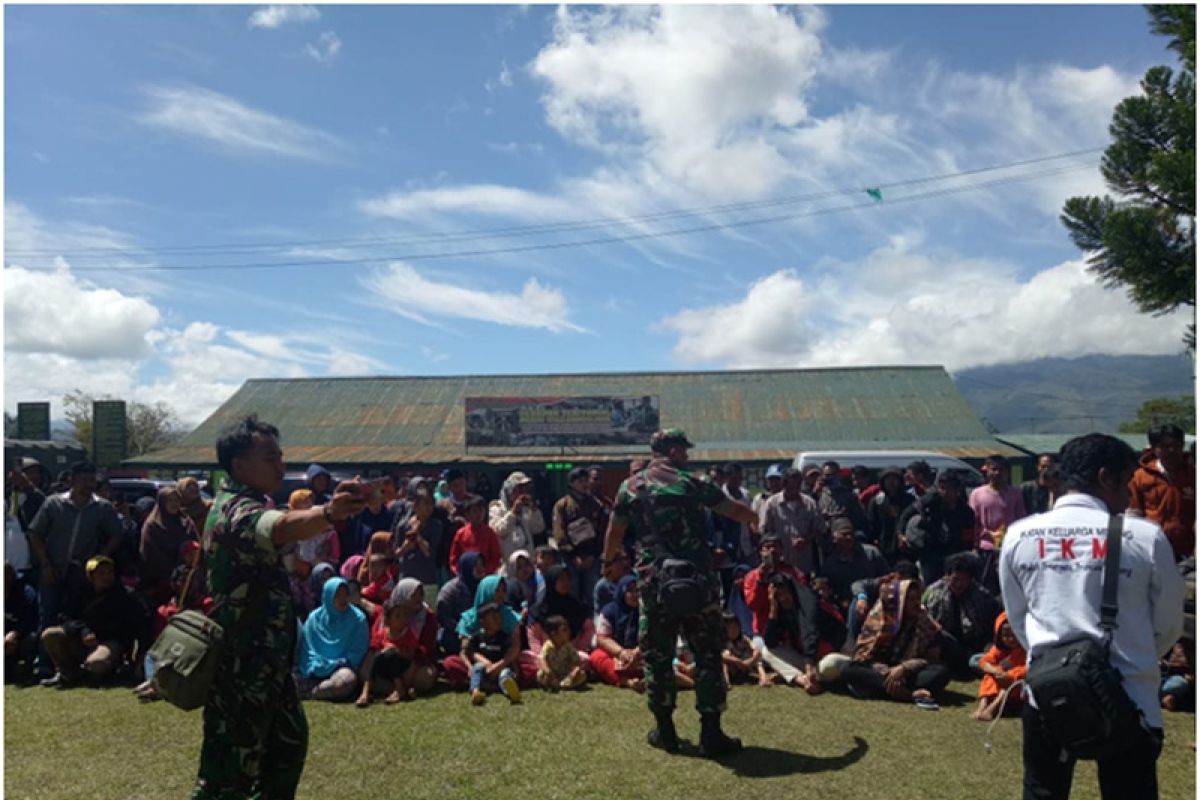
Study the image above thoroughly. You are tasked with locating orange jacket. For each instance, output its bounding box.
[978,611,1027,700]
[1128,451,1195,560]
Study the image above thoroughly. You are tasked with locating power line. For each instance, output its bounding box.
[5,147,1104,260]
[18,159,1099,274]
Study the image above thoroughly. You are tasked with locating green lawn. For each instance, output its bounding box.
[4,681,1195,799]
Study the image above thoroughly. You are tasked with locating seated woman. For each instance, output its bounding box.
[298,577,369,702]
[589,575,644,691]
[842,577,949,706]
[527,564,594,657]
[443,575,537,689]
[436,552,485,657]
[357,579,439,706]
[505,550,542,616]
[759,573,824,694]
[41,556,143,688]
[138,486,199,605]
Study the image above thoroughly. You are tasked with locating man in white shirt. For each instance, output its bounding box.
[758,468,826,577]
[1000,433,1183,800]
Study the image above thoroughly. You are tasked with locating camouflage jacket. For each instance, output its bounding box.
[203,478,293,657]
[612,458,726,571]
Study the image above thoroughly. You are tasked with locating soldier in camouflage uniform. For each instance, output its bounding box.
[602,429,759,758]
[193,416,364,800]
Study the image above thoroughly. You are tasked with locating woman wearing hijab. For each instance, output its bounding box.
[843,577,949,705]
[174,477,211,536]
[436,551,485,657]
[442,574,537,689]
[589,575,644,690]
[505,550,542,615]
[489,472,546,567]
[357,578,439,706]
[527,564,594,656]
[139,487,199,604]
[298,577,369,701]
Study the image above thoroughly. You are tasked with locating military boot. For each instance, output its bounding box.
[646,709,679,753]
[699,712,743,758]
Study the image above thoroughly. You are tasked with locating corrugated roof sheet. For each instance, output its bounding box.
[997,432,1187,456]
[128,367,1022,467]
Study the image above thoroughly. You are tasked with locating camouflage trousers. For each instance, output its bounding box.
[638,569,727,716]
[192,650,308,800]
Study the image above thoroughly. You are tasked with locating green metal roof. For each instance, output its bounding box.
[997,432,1189,456]
[128,367,1021,467]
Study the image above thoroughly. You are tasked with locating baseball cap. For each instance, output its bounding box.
[765,464,785,479]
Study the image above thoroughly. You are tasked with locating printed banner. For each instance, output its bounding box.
[465,396,660,447]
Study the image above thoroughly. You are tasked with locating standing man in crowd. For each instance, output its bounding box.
[602,429,758,758]
[1020,453,1059,516]
[553,467,608,609]
[26,461,122,679]
[758,468,826,578]
[899,470,975,587]
[1000,433,1183,800]
[1128,423,1195,561]
[194,416,366,799]
[969,455,1027,549]
[752,464,784,516]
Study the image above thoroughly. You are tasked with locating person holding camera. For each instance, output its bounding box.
[1000,434,1183,800]
[601,428,758,758]
[193,416,367,800]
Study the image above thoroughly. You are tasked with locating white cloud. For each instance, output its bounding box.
[531,5,826,198]
[657,241,1189,372]
[485,60,515,94]
[138,85,345,161]
[248,5,320,29]
[361,262,585,333]
[359,183,575,221]
[4,263,160,359]
[305,31,342,64]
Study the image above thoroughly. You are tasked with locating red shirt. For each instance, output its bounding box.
[368,604,438,665]
[448,522,502,575]
[742,563,806,637]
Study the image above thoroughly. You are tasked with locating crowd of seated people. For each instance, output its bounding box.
[5,446,1194,722]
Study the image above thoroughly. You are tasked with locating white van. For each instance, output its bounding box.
[792,450,983,488]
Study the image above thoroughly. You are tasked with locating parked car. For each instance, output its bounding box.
[269,471,357,509]
[792,450,984,489]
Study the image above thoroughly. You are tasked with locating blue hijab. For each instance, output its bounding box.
[455,575,522,638]
[299,577,368,679]
[601,575,639,649]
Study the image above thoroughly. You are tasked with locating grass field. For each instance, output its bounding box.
[4,680,1195,800]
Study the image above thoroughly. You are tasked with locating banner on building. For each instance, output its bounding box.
[16,402,51,441]
[92,400,128,468]
[465,395,660,448]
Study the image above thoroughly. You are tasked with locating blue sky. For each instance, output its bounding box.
[4,4,1191,426]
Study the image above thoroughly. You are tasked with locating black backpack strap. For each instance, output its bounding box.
[1099,514,1123,642]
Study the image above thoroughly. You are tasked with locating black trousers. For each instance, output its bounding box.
[371,649,412,682]
[1021,704,1163,800]
[842,662,951,699]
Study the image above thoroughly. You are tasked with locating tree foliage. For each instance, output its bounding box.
[62,390,185,458]
[1061,4,1195,347]
[1118,395,1196,434]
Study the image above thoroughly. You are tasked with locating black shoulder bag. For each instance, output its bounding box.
[1024,514,1147,760]
[635,471,706,620]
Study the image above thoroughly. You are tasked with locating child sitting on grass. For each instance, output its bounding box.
[537,615,587,691]
[722,611,771,687]
[971,611,1026,721]
[466,602,522,706]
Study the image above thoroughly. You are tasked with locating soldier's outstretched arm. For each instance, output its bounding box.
[602,517,628,565]
[715,498,758,531]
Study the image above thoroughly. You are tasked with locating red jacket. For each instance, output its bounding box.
[1129,451,1195,560]
[368,604,438,666]
[448,523,501,576]
[742,563,806,637]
